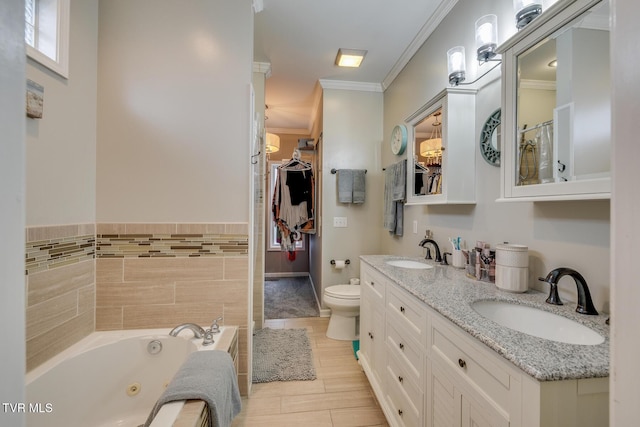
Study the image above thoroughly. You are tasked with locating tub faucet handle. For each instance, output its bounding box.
[210,316,223,334]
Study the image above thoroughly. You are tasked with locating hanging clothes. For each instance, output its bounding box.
[272,152,315,254]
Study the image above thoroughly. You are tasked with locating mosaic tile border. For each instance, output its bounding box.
[26,235,96,275]
[96,233,248,258]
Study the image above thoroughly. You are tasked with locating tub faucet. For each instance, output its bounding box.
[169,323,206,339]
[538,267,599,315]
[418,238,443,263]
[203,316,223,346]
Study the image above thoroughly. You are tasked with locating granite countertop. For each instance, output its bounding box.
[361,254,610,381]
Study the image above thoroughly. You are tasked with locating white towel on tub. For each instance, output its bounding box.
[143,350,241,427]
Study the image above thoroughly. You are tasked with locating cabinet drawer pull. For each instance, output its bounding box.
[398,375,403,383]
[369,332,374,339]
[398,409,403,417]
[458,358,467,368]
[371,281,375,286]
[399,343,404,350]
[400,306,405,313]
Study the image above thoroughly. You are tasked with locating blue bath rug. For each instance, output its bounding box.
[352,340,359,360]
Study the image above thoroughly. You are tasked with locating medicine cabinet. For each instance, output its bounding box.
[498,0,610,201]
[406,88,476,205]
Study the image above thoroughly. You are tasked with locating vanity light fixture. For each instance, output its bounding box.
[514,0,542,29]
[448,14,502,86]
[335,48,367,68]
[265,132,280,153]
[447,46,466,86]
[476,14,499,62]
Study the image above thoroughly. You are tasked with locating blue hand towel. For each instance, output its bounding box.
[144,350,242,427]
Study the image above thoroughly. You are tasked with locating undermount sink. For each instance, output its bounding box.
[472,300,604,345]
[385,259,433,269]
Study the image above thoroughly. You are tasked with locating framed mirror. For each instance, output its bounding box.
[498,0,611,200]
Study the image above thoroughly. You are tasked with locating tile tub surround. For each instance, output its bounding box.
[25,224,96,372]
[95,223,251,395]
[360,255,610,381]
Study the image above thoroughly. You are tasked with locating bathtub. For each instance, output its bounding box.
[26,327,236,427]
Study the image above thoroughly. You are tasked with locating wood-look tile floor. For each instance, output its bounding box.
[232,317,389,427]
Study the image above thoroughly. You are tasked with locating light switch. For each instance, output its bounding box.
[413,220,418,234]
[333,217,348,227]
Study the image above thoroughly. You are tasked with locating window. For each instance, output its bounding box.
[25,0,70,78]
[268,162,305,251]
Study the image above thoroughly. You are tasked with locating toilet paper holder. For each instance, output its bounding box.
[330,259,351,265]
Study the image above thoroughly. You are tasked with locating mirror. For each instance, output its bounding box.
[515,0,610,186]
[413,107,443,196]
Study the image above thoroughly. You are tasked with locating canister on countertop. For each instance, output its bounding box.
[495,244,529,292]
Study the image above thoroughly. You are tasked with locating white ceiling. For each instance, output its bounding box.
[253,0,457,133]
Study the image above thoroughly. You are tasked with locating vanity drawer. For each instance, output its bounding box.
[386,285,427,345]
[384,369,421,427]
[386,350,423,411]
[386,317,424,383]
[431,316,511,409]
[361,266,386,303]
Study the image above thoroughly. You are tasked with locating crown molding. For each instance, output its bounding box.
[265,127,311,135]
[382,0,459,90]
[253,61,272,78]
[318,79,383,92]
[252,0,264,13]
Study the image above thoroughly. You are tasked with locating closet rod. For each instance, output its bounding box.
[330,168,367,174]
[518,119,553,135]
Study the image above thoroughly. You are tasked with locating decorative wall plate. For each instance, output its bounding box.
[480,109,501,166]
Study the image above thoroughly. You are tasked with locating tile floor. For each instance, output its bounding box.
[231,317,389,427]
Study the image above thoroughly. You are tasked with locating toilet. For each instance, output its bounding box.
[323,284,361,340]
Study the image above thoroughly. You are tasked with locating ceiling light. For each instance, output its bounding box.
[548,59,557,67]
[335,48,367,68]
[420,112,443,162]
[265,132,280,153]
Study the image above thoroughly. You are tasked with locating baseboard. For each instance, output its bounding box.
[264,272,309,278]
[307,274,323,316]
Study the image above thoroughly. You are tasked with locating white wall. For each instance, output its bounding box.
[25,0,99,226]
[0,0,26,424]
[610,0,640,422]
[97,0,253,222]
[381,0,610,311]
[321,87,383,303]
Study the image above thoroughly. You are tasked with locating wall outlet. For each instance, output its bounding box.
[333,216,348,227]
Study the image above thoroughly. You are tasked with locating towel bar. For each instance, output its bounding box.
[331,169,367,174]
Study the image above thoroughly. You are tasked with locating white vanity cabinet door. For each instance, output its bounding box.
[360,266,388,387]
[429,314,515,427]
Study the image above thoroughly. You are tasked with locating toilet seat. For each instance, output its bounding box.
[325,284,360,300]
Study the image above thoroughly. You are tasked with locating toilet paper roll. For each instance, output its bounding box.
[333,260,346,269]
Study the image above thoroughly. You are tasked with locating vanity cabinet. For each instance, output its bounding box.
[428,314,515,427]
[360,266,387,388]
[497,0,611,201]
[359,261,609,427]
[384,285,428,426]
[405,88,477,205]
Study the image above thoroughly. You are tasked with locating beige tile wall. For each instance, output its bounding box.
[95,223,251,395]
[25,224,96,371]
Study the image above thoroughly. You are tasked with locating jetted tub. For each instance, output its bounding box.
[26,327,236,427]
